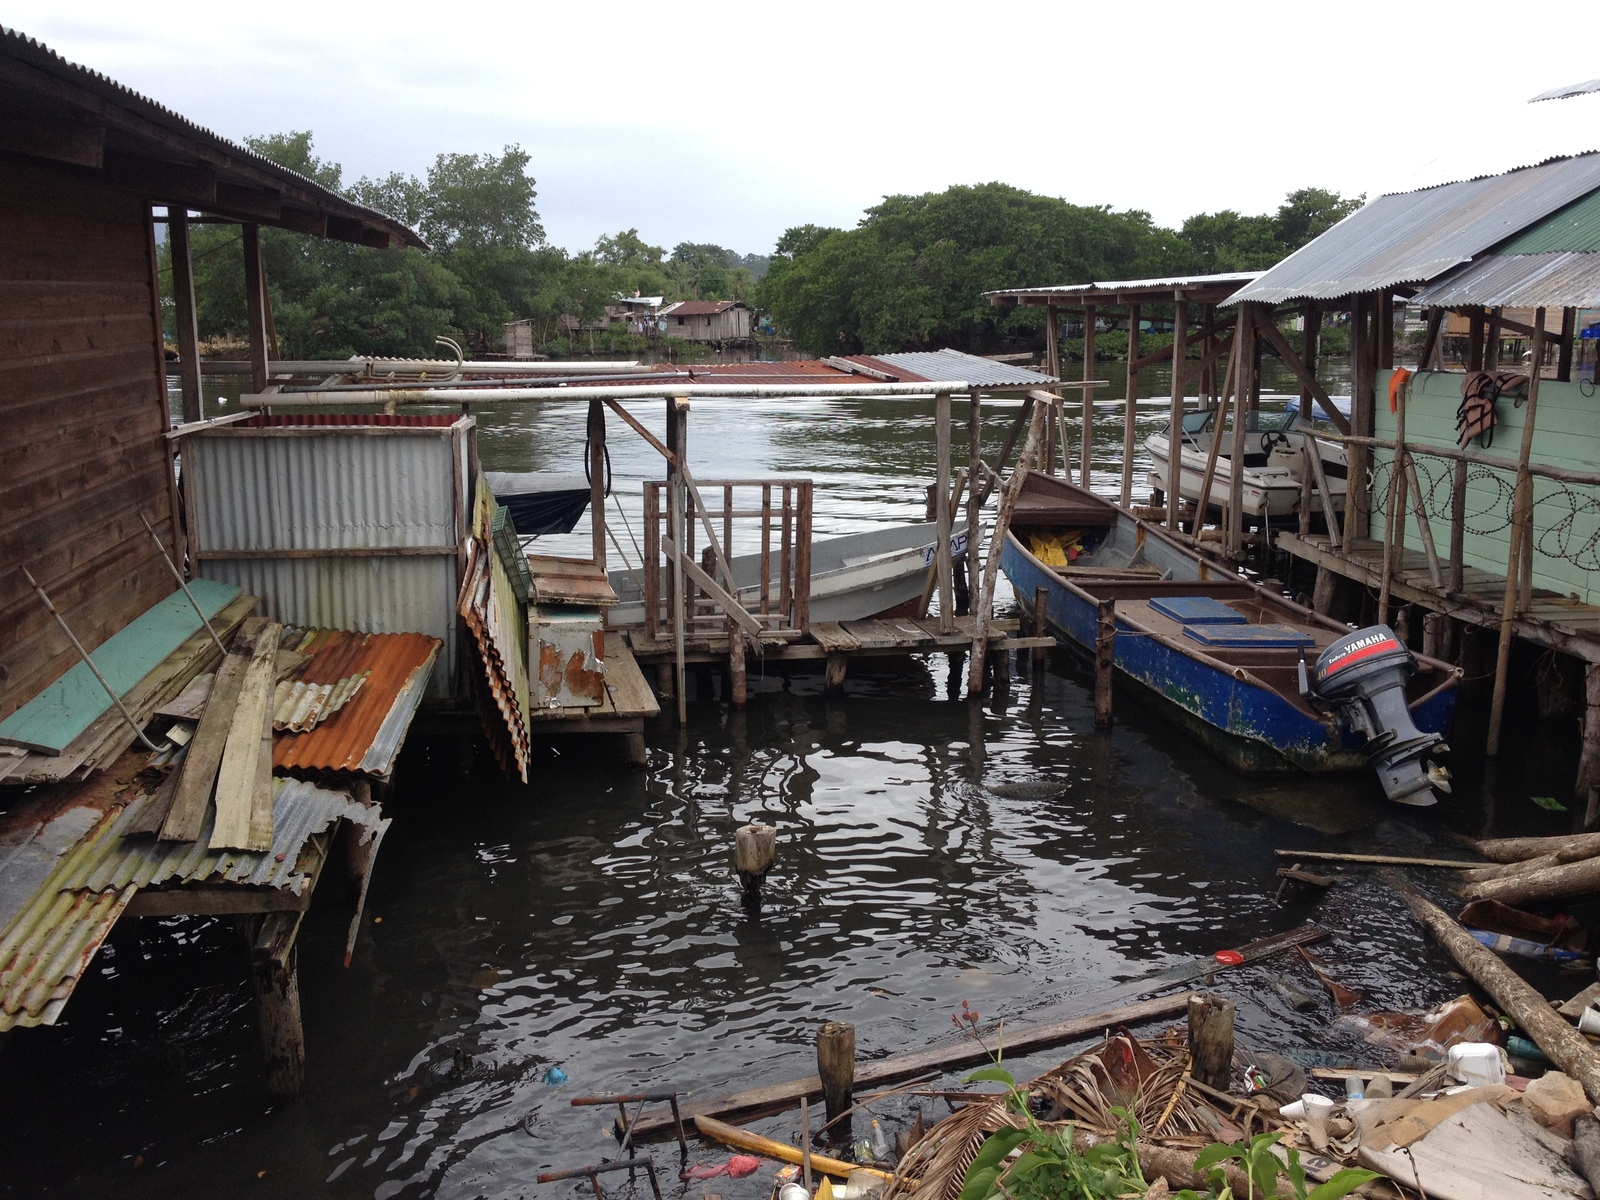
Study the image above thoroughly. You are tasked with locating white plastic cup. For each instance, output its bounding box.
[1580,1007,1600,1036]
[1302,1094,1336,1120]
[1278,1099,1306,1120]
[779,1185,809,1200]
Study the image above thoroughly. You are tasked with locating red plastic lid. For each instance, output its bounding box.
[1213,950,1245,966]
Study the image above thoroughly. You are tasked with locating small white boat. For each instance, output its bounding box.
[607,521,968,627]
[1144,409,1347,520]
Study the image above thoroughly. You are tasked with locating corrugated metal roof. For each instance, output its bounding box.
[1410,252,1600,309]
[0,885,133,1029]
[55,776,377,895]
[987,271,1264,302]
[0,778,128,938]
[850,348,1057,388]
[659,301,745,316]
[1500,190,1600,254]
[1531,79,1600,103]
[0,27,424,249]
[273,630,440,779]
[1226,153,1600,305]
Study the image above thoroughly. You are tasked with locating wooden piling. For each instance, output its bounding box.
[967,391,982,615]
[1577,663,1600,808]
[824,654,848,696]
[934,392,955,634]
[1186,993,1235,1093]
[1080,305,1096,487]
[816,1021,856,1128]
[251,912,305,1099]
[1488,311,1546,757]
[1033,586,1049,669]
[1166,298,1188,534]
[1121,305,1141,505]
[1094,598,1115,729]
[734,823,776,889]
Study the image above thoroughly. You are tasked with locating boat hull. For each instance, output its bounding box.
[1001,527,1457,777]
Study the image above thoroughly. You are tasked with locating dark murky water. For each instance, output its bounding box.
[0,360,1585,1197]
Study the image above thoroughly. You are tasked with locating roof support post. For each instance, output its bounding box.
[1165,295,1188,533]
[1299,303,1319,412]
[242,223,269,394]
[1468,308,1486,372]
[1080,305,1096,487]
[1347,294,1375,538]
[1121,305,1141,506]
[1227,306,1254,556]
[1558,307,1577,382]
[1044,304,1060,380]
[169,210,203,423]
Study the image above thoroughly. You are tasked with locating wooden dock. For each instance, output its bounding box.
[1279,531,1600,663]
[525,632,660,733]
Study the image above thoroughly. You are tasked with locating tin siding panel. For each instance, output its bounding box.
[0,158,174,723]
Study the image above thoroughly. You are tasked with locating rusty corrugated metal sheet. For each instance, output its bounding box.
[0,884,133,1029]
[527,555,620,606]
[458,539,530,781]
[54,776,378,895]
[272,629,440,779]
[1226,152,1600,305]
[1411,251,1600,310]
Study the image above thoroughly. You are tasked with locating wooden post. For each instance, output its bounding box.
[1449,456,1467,593]
[251,913,305,1099]
[1298,448,1313,538]
[1196,334,1240,537]
[1033,585,1049,670]
[728,628,747,708]
[1094,598,1115,729]
[1405,456,1443,588]
[967,391,982,613]
[1080,305,1096,487]
[1579,665,1600,808]
[588,399,607,570]
[1467,308,1486,372]
[1300,303,1319,411]
[1121,305,1141,505]
[816,1021,855,1129]
[824,654,848,695]
[1377,369,1410,621]
[1486,308,1503,370]
[934,392,954,633]
[242,223,269,394]
[1227,307,1251,555]
[1378,290,1395,370]
[1487,310,1546,757]
[1347,295,1373,538]
[1166,296,1189,533]
[734,822,776,891]
[1312,565,1337,616]
[1044,304,1060,380]
[1559,307,1577,382]
[168,211,204,423]
[1187,994,1235,1093]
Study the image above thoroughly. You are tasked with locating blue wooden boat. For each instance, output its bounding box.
[1001,472,1459,791]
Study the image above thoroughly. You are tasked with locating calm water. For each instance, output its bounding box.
[0,359,1582,1198]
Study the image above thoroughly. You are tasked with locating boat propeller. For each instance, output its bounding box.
[1298,625,1448,806]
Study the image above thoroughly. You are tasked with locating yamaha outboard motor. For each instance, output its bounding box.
[1299,625,1448,806]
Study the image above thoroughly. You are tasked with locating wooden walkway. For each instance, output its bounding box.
[1278,532,1600,663]
[625,616,1051,665]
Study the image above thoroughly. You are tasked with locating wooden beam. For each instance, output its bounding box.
[169,211,204,423]
[211,621,281,851]
[99,147,216,205]
[242,224,269,394]
[603,398,678,466]
[1121,304,1141,505]
[0,96,103,167]
[1165,298,1188,534]
[1253,311,1350,433]
[662,536,764,639]
[215,181,282,223]
[1417,307,1445,371]
[161,617,264,843]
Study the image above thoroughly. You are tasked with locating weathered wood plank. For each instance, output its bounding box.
[808,622,862,654]
[211,621,282,851]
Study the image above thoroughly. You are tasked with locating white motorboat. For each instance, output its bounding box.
[1144,409,1347,520]
[606,520,968,627]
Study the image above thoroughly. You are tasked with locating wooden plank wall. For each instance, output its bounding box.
[0,155,176,723]
[1371,368,1600,605]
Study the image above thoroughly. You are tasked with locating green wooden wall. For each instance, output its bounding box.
[1370,368,1600,604]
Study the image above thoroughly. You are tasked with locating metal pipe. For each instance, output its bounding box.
[241,381,971,408]
[173,358,648,377]
[139,513,229,657]
[18,568,161,753]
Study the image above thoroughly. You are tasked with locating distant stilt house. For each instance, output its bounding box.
[659,300,753,344]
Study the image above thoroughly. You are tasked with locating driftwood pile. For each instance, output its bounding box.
[1457,833,1600,907]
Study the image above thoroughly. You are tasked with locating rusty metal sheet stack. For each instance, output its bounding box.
[272,629,440,780]
[458,537,531,781]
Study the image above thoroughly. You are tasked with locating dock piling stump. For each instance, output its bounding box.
[734,822,776,895]
[728,630,747,709]
[1577,664,1600,806]
[1032,587,1049,670]
[1094,599,1115,729]
[1187,993,1235,1093]
[1311,565,1336,617]
[623,732,647,769]
[250,913,307,1099]
[816,1020,856,1132]
[824,653,848,695]
[656,663,675,700]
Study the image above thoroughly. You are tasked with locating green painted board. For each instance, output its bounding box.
[0,579,242,755]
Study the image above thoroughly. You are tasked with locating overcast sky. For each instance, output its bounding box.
[11,3,1600,258]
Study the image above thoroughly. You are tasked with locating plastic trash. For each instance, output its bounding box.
[542,1066,568,1085]
[1343,1075,1364,1100]
[779,1184,809,1200]
[681,1155,762,1181]
[1447,1042,1506,1087]
[869,1119,890,1160]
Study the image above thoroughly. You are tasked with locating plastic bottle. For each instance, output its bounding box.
[1343,1075,1364,1101]
[869,1119,890,1160]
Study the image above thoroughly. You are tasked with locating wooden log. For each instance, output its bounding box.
[211,621,281,851]
[1468,832,1600,863]
[1459,854,1600,905]
[734,823,776,885]
[161,617,265,843]
[625,992,1194,1140]
[1093,598,1114,729]
[1488,311,1547,757]
[1395,881,1600,1106]
[816,1021,855,1126]
[1187,993,1235,1092]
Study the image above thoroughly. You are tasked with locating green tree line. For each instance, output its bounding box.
[757,183,1361,355]
[166,131,1359,359]
[166,132,766,358]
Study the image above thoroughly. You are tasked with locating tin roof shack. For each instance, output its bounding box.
[0,28,435,1098]
[660,299,753,344]
[1214,152,1600,802]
